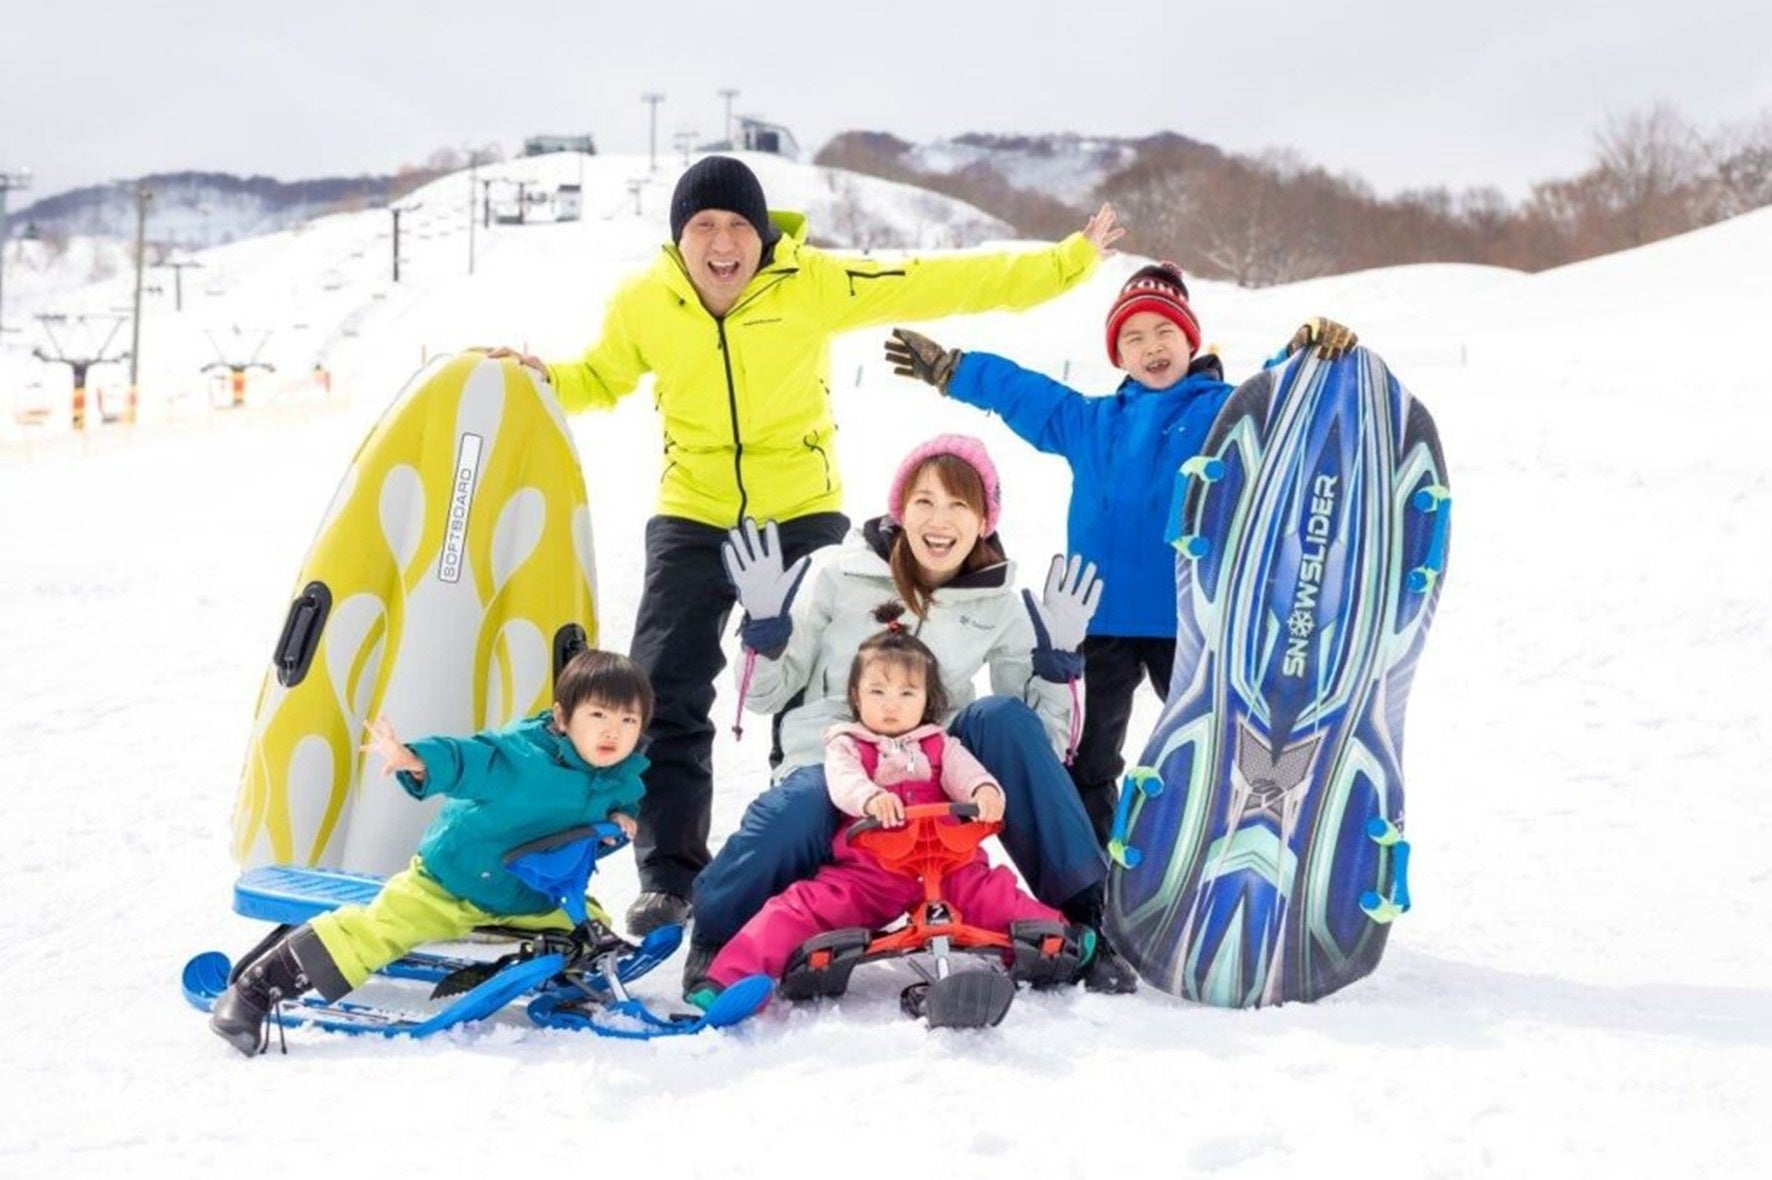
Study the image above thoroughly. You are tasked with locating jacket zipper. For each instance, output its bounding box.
[707,268,798,525]
[716,317,747,522]
[844,268,907,297]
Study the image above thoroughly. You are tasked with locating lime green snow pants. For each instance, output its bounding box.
[310,856,606,989]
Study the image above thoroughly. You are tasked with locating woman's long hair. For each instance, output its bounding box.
[846,601,950,725]
[888,453,1006,619]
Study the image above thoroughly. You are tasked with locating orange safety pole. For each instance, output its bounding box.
[230,367,246,408]
[126,383,138,425]
[72,378,86,430]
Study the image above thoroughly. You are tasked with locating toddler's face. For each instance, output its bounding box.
[553,697,645,768]
[1115,310,1193,390]
[854,658,927,738]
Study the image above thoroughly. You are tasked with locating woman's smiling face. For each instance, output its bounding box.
[898,465,983,585]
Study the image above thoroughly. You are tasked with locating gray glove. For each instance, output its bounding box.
[1021,554,1103,681]
[722,519,811,655]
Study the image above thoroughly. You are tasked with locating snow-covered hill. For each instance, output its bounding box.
[2,152,1768,1178]
[0,152,1012,436]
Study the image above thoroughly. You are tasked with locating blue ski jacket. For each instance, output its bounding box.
[945,353,1235,638]
[396,713,647,916]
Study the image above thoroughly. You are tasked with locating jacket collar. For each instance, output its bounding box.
[825,720,946,748]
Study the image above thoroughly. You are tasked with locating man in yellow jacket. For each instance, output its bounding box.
[496,155,1122,935]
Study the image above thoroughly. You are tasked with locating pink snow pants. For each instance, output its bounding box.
[707,785,1062,987]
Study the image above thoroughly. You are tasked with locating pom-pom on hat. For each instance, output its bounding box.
[886,433,1003,537]
[669,155,781,247]
[1104,261,1202,363]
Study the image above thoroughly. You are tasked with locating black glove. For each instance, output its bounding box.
[1286,316,1359,361]
[884,328,962,391]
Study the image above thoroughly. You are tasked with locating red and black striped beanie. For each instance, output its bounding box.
[1104,261,1202,363]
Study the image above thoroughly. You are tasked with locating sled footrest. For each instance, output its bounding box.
[781,927,873,1000]
[1007,920,1086,989]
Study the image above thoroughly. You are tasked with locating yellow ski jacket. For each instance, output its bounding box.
[545,212,1099,527]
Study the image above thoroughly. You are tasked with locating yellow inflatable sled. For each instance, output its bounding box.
[231,354,598,876]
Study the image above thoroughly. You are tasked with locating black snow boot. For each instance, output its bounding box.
[1060,888,1139,995]
[209,924,350,1056]
[1079,932,1139,995]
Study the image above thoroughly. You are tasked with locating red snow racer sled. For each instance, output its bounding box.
[779,803,1089,1028]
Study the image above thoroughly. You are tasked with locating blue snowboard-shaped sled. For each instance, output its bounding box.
[1105,346,1450,1007]
[184,824,770,1042]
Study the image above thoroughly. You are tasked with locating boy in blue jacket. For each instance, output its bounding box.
[885,263,1355,842]
[208,650,653,1055]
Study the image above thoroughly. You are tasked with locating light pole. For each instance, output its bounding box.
[718,88,739,149]
[127,183,152,424]
[642,92,664,171]
[0,167,32,338]
[468,153,478,276]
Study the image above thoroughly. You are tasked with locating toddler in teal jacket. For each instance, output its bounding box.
[208,649,652,1055]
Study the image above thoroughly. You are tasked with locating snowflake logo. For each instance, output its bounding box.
[1288,609,1313,639]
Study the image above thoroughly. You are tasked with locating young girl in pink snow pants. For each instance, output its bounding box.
[696,603,1079,996]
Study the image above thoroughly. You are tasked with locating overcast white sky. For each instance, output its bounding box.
[4,1,1770,206]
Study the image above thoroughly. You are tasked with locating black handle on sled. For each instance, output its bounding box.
[273,582,332,687]
[846,801,979,839]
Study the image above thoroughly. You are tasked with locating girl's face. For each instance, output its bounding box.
[552,697,645,768]
[899,467,983,585]
[853,656,928,738]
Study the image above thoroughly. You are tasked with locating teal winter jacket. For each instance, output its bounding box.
[397,713,647,915]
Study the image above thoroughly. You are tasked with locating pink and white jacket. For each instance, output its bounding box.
[823,722,998,817]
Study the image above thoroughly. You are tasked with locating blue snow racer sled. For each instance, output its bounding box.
[1105,346,1450,1007]
[184,823,771,1046]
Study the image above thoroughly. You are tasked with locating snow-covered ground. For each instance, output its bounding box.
[2,155,1768,1178]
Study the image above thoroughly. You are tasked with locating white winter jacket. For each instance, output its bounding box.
[743,519,1074,778]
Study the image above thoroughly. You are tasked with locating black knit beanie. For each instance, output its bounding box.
[669,156,780,247]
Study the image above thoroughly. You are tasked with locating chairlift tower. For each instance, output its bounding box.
[202,324,276,410]
[718,88,739,150]
[33,312,129,429]
[389,201,422,282]
[642,92,665,172]
[156,257,203,312]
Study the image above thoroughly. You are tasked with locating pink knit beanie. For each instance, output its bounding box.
[886,433,1003,537]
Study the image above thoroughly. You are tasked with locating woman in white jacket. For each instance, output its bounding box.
[687,433,1138,994]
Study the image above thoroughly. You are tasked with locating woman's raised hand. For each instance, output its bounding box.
[722,518,812,655]
[1021,554,1104,682]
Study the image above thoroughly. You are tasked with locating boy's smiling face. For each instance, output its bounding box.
[1115,310,1194,390]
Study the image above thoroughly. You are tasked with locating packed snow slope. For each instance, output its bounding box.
[2,156,1767,1178]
